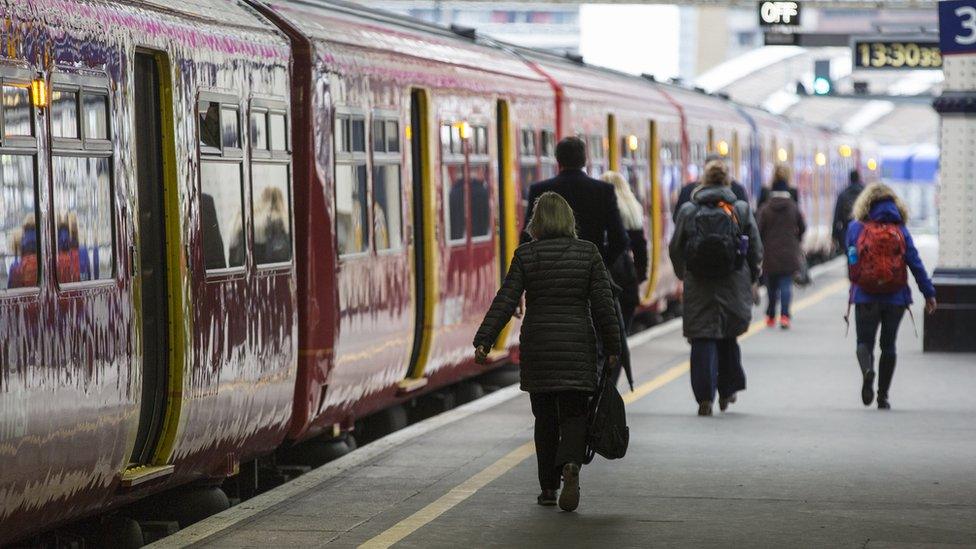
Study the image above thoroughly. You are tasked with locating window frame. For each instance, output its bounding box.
[334,108,371,259]
[0,69,41,296]
[50,72,117,290]
[371,110,404,255]
[249,97,294,271]
[198,90,246,277]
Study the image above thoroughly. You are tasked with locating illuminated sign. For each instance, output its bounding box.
[939,0,976,55]
[853,39,942,70]
[758,1,801,27]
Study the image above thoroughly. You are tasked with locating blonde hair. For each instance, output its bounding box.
[602,171,643,231]
[773,163,791,184]
[527,192,577,240]
[702,160,730,187]
[852,182,909,222]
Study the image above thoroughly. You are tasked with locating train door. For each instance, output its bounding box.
[607,114,618,172]
[405,89,435,384]
[128,50,179,471]
[494,99,516,351]
[644,119,662,305]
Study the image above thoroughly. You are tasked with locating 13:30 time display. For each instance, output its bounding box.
[854,41,943,69]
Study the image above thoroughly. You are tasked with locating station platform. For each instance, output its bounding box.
[154,250,976,548]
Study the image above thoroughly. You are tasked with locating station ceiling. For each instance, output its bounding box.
[377,1,935,7]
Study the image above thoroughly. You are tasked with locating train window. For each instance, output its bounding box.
[372,119,386,152]
[198,100,222,151]
[469,164,491,238]
[336,164,368,255]
[372,164,402,251]
[51,156,115,282]
[221,107,240,149]
[84,92,109,141]
[350,117,366,153]
[3,84,33,137]
[250,111,268,151]
[440,124,452,155]
[519,128,538,207]
[540,130,555,157]
[251,163,292,264]
[474,125,488,155]
[200,161,245,270]
[385,121,399,152]
[520,129,536,156]
[269,113,287,151]
[444,163,466,242]
[0,155,39,290]
[51,89,80,139]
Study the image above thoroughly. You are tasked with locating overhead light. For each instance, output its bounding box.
[627,134,639,151]
[839,144,852,158]
[717,140,730,156]
[815,152,827,166]
[453,121,471,140]
[777,148,788,162]
[31,76,48,108]
[867,158,878,171]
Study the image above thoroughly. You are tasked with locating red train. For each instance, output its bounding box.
[0,0,869,543]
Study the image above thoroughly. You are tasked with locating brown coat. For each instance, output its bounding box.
[757,192,806,275]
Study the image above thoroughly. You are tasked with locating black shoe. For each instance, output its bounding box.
[861,370,875,406]
[558,463,580,512]
[698,401,713,416]
[537,489,558,506]
[877,396,890,410]
[719,394,737,412]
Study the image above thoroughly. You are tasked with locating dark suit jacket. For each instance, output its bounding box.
[522,169,629,267]
[672,180,748,222]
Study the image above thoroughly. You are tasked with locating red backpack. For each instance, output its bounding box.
[850,221,907,294]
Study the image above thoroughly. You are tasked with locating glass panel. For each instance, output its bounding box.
[51,89,79,139]
[372,164,402,250]
[372,119,386,152]
[469,164,491,238]
[350,118,365,152]
[336,117,348,153]
[3,85,33,137]
[0,155,38,289]
[199,100,221,150]
[84,93,109,140]
[475,126,488,155]
[386,121,399,152]
[250,112,267,151]
[541,130,554,157]
[444,163,466,241]
[221,107,240,149]
[200,160,245,270]
[52,155,114,282]
[335,163,368,255]
[440,124,451,154]
[269,113,287,151]
[252,163,292,264]
[519,164,537,213]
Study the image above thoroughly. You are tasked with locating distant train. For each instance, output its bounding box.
[0,0,871,543]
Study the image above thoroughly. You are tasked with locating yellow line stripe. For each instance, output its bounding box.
[360,276,848,549]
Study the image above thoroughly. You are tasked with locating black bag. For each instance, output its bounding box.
[583,361,629,464]
[684,200,742,278]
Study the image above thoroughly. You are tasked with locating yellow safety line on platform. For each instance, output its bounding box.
[360,277,849,549]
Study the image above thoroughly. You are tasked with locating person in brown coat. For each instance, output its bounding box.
[757,165,806,329]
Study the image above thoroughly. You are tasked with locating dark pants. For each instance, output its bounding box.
[765,273,793,318]
[530,391,589,491]
[855,303,905,398]
[689,338,746,404]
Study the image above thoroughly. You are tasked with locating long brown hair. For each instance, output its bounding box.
[526,192,577,240]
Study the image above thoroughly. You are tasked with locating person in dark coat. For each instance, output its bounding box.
[757,169,806,329]
[670,160,762,416]
[846,183,936,410]
[602,171,648,332]
[523,136,632,388]
[672,154,748,222]
[832,169,865,253]
[475,192,621,512]
[757,163,799,208]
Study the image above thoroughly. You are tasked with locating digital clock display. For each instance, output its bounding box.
[853,40,942,70]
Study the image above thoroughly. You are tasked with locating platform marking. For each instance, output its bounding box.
[360,275,849,549]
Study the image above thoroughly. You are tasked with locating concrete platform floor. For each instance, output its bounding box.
[156,257,976,548]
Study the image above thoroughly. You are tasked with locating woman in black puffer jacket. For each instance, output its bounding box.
[474,191,621,513]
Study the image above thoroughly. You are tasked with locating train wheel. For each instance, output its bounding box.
[96,516,144,549]
[453,382,485,405]
[168,486,230,529]
[359,405,409,444]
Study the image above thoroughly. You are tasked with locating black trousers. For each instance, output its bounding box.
[855,303,905,398]
[529,391,589,491]
[689,337,746,404]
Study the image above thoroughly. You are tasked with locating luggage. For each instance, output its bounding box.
[849,221,906,294]
[684,200,743,278]
[583,360,629,464]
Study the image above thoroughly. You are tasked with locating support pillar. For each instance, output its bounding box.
[924,42,976,352]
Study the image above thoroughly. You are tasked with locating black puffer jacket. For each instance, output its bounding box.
[474,237,621,393]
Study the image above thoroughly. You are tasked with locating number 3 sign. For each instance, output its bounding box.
[940,0,976,54]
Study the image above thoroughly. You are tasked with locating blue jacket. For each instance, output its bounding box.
[846,199,935,305]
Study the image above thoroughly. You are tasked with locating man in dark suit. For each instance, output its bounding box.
[522,136,632,388]
[522,137,629,266]
[672,154,749,222]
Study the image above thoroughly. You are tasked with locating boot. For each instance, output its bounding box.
[719,393,737,412]
[878,352,896,407]
[558,463,580,512]
[857,344,875,406]
[537,489,558,506]
[698,401,713,416]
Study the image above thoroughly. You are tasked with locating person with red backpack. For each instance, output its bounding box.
[846,183,936,410]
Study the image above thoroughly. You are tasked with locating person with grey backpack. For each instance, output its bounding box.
[670,160,763,416]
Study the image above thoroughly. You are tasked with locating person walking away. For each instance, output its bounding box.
[833,169,865,254]
[475,192,621,512]
[602,171,648,332]
[846,183,936,410]
[523,136,633,387]
[670,160,762,416]
[757,166,806,329]
[757,163,799,209]
[672,153,748,222]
